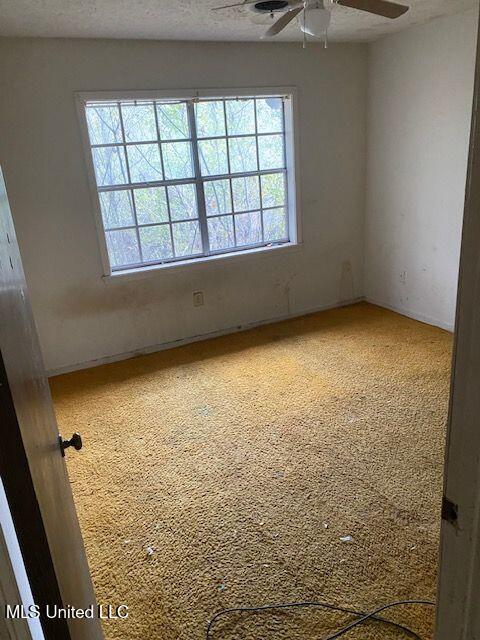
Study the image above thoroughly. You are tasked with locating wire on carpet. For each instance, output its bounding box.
[206,598,435,639]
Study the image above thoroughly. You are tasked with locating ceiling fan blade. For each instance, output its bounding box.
[262,6,303,37]
[336,0,409,19]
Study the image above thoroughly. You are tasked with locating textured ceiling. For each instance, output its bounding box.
[0,0,476,42]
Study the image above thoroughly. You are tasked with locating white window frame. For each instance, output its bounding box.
[75,87,301,279]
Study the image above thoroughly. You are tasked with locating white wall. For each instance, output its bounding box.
[0,38,367,373]
[365,9,478,331]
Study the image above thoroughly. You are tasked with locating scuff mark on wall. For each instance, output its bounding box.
[54,278,178,317]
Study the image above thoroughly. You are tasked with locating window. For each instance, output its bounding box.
[78,90,298,275]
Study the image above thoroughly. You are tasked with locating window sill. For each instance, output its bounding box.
[102,242,302,283]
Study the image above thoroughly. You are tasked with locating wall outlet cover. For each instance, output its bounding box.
[193,291,204,307]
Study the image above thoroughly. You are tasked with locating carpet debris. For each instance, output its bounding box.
[340,535,354,543]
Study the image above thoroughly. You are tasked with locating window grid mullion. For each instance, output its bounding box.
[230,177,237,247]
[205,205,284,223]
[105,220,181,233]
[105,224,137,233]
[97,167,286,193]
[223,101,237,247]
[254,99,265,244]
[281,99,290,242]
[117,102,144,264]
[90,131,284,149]
[223,100,232,176]
[187,101,210,255]
[153,101,176,257]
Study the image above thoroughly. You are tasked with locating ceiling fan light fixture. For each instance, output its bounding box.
[300,6,331,38]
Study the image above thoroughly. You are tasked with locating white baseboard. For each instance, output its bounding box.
[47,296,364,377]
[365,296,455,333]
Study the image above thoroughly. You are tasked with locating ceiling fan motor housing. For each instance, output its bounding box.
[251,0,290,13]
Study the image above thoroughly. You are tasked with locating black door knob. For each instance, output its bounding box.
[59,433,83,456]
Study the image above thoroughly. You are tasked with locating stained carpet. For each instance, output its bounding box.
[50,303,452,640]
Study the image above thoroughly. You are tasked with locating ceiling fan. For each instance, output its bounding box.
[212,0,409,42]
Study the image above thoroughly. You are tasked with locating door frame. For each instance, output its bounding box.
[435,13,480,640]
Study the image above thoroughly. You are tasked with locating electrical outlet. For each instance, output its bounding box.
[399,271,407,285]
[193,291,204,307]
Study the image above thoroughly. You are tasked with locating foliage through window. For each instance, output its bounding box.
[82,94,294,272]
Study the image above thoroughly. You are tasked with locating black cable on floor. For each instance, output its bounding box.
[206,598,435,640]
[323,600,435,640]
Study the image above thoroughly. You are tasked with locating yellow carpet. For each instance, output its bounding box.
[50,303,452,640]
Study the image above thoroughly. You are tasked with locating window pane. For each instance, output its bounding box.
[86,105,122,145]
[256,98,284,134]
[99,190,134,229]
[172,221,202,257]
[195,100,225,138]
[198,139,229,176]
[225,99,255,136]
[106,228,140,267]
[157,102,190,140]
[261,173,285,208]
[139,225,173,261]
[263,207,287,242]
[204,179,232,216]
[235,211,262,246]
[232,176,260,212]
[207,216,235,251]
[229,136,258,174]
[92,147,128,187]
[121,103,157,142]
[134,187,168,225]
[258,135,284,171]
[126,144,163,183]
[162,141,194,180]
[168,183,197,221]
